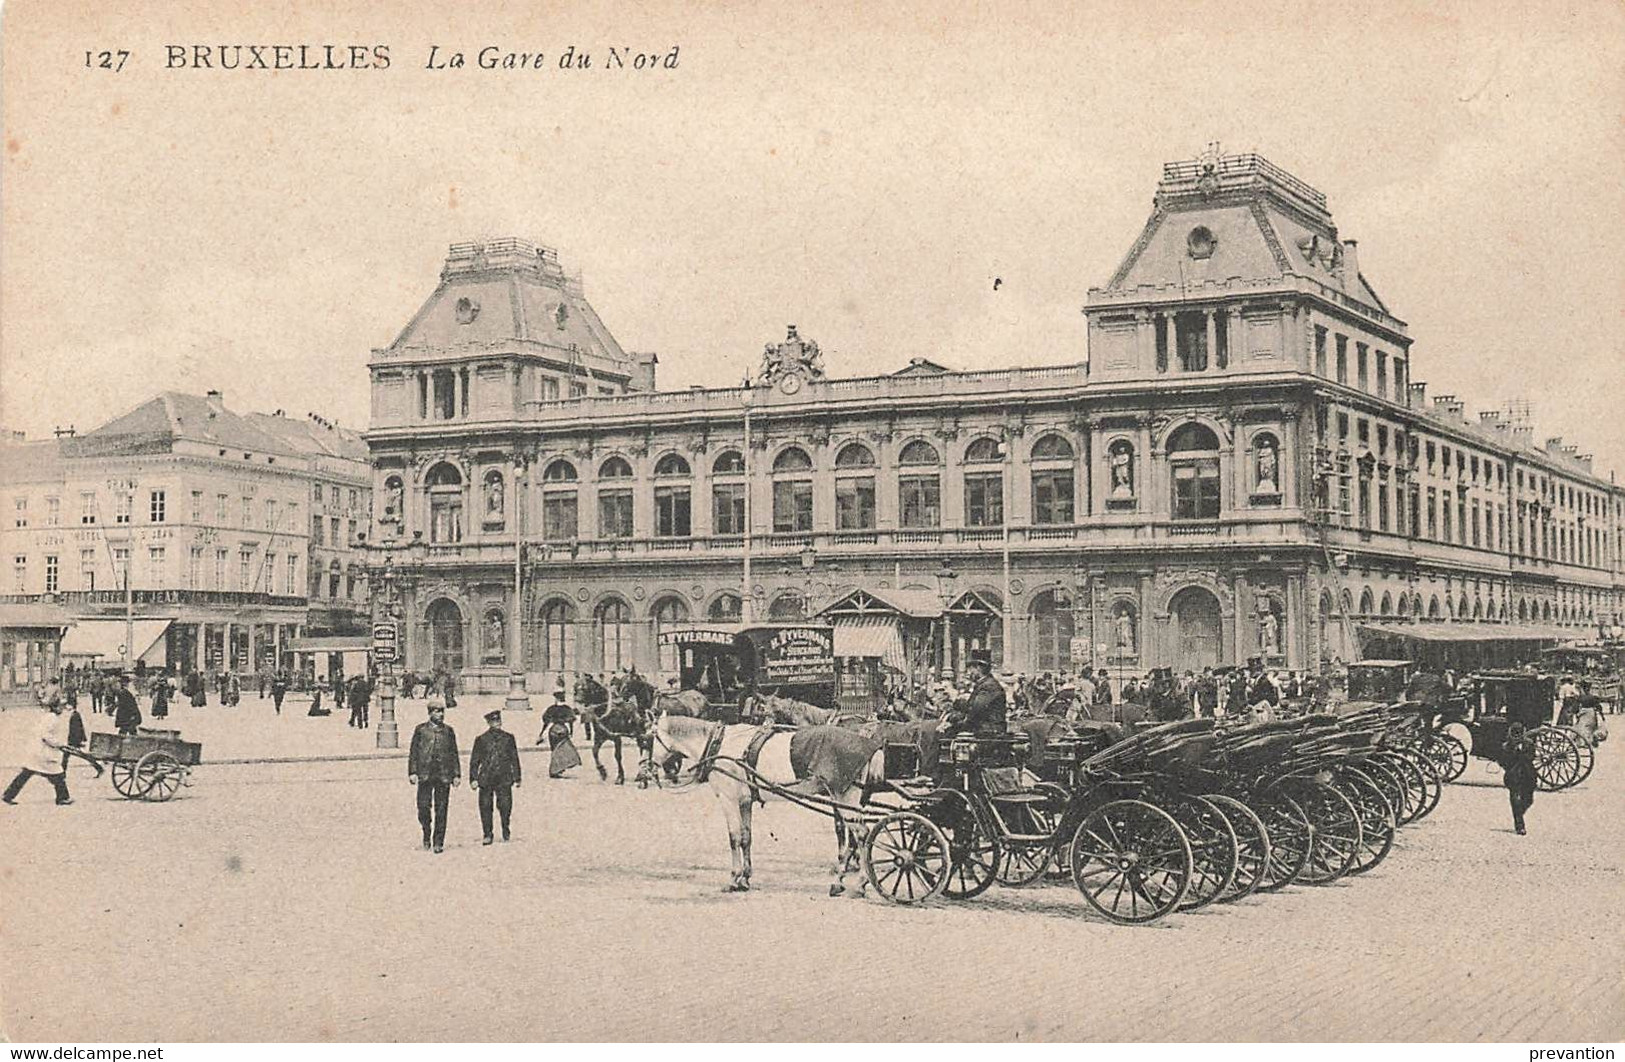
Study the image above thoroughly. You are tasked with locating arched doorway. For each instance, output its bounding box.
[1170,586,1223,670]
[426,598,465,673]
[1029,589,1075,673]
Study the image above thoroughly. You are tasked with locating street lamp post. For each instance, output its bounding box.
[935,560,958,683]
[505,459,530,712]
[798,544,817,619]
[373,557,402,750]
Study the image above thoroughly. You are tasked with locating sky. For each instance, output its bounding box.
[3,0,1623,474]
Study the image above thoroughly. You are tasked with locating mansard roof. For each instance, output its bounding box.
[1102,150,1389,314]
[381,237,630,369]
[69,392,297,458]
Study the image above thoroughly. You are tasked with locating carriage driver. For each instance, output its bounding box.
[942,649,1008,737]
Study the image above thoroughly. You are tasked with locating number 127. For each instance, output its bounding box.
[85,50,130,72]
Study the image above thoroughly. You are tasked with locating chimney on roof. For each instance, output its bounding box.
[205,390,225,411]
[52,425,76,438]
[1578,454,1594,473]
[1433,394,1464,420]
[1341,239,1360,281]
[1512,424,1535,448]
[1546,436,1564,453]
[1408,381,1428,406]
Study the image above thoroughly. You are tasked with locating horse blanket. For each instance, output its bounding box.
[860,720,944,774]
[787,725,881,797]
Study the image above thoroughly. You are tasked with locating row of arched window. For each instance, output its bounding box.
[1329,587,1606,626]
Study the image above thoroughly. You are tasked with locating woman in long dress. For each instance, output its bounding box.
[540,691,581,778]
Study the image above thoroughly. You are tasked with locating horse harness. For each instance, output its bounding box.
[693,722,792,806]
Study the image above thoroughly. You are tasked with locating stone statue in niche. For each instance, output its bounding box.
[486,475,504,518]
[1109,442,1135,497]
[1259,608,1280,656]
[1115,608,1136,654]
[1256,439,1279,494]
[486,612,506,657]
[385,479,403,520]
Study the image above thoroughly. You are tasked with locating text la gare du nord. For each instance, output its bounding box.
[162,44,680,72]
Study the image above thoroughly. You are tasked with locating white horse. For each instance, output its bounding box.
[651,713,881,895]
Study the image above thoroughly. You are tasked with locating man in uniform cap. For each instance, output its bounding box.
[468,709,521,844]
[944,649,1007,736]
[408,701,460,852]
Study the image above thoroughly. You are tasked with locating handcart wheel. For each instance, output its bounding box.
[1335,768,1396,876]
[862,811,951,906]
[939,799,1001,900]
[1171,795,1238,912]
[1253,791,1312,892]
[1530,728,1582,791]
[1200,794,1270,901]
[1425,733,1469,783]
[134,751,184,802]
[1068,799,1192,925]
[110,760,138,799]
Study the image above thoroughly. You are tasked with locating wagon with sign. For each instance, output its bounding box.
[658,624,837,722]
[82,727,202,801]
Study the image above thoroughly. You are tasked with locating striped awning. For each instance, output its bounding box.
[833,616,907,670]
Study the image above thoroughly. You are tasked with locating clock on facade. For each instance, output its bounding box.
[779,373,804,395]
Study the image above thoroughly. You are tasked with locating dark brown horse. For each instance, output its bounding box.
[575,675,652,785]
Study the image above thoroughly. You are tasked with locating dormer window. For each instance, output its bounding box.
[1187,226,1216,260]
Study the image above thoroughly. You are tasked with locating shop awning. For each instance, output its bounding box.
[1358,622,1572,644]
[833,616,907,670]
[288,636,371,653]
[819,587,943,621]
[60,618,172,664]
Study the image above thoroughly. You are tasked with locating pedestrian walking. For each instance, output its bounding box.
[540,690,581,778]
[111,674,142,736]
[469,709,522,844]
[347,675,368,729]
[1499,722,1537,835]
[271,671,288,715]
[408,701,460,853]
[3,697,76,806]
[225,671,242,707]
[150,674,172,720]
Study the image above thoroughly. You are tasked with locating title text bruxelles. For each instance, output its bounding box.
[165,44,390,70]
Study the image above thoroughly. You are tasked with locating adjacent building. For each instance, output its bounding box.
[361,153,1617,691]
[0,391,371,677]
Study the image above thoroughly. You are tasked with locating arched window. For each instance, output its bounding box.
[712,450,745,475]
[653,595,690,673]
[426,463,464,544]
[709,593,743,622]
[772,447,813,473]
[542,460,578,543]
[834,443,875,530]
[835,443,875,468]
[1428,596,1442,621]
[1168,423,1221,521]
[1030,590,1076,673]
[1397,594,1410,619]
[598,457,634,538]
[1250,431,1282,498]
[596,598,632,671]
[898,440,941,528]
[482,469,505,529]
[653,454,691,538]
[1379,592,1393,617]
[712,451,746,536]
[654,453,690,477]
[768,592,805,620]
[426,598,465,673]
[1518,598,1529,622]
[963,438,1004,527]
[772,448,814,533]
[542,459,577,482]
[328,558,342,599]
[537,599,575,673]
[1030,434,1076,525]
[1358,588,1375,616]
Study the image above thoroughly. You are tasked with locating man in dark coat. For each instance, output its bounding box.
[408,702,460,852]
[943,650,1007,737]
[111,675,142,735]
[348,675,372,729]
[469,709,522,844]
[1499,722,1536,835]
[1196,668,1219,717]
[270,671,288,715]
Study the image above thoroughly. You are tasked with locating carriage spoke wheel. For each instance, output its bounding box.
[1531,728,1582,792]
[133,752,184,802]
[862,812,951,906]
[941,810,1001,900]
[110,760,139,799]
[1287,781,1362,884]
[1201,793,1270,902]
[1358,759,1410,824]
[1171,796,1238,912]
[1069,799,1192,925]
[1427,733,1469,783]
[1567,731,1596,786]
[1254,792,1312,892]
[1403,752,1443,818]
[996,844,1054,887]
[1335,769,1396,876]
[1375,753,1427,825]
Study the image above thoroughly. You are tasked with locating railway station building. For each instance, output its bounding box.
[361,153,1625,694]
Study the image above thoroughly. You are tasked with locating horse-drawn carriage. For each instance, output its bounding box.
[1431,671,1593,791]
[658,624,838,721]
[83,727,202,801]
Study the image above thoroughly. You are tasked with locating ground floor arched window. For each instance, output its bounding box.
[597,599,632,671]
[426,598,465,674]
[1029,590,1074,673]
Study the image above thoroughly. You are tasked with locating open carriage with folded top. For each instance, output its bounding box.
[83,727,202,801]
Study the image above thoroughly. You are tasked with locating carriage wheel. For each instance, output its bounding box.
[1253,792,1312,892]
[996,843,1054,887]
[1171,795,1238,912]
[1553,727,1595,788]
[862,812,951,906]
[940,802,1001,900]
[1068,799,1192,925]
[1286,781,1362,885]
[1404,752,1444,818]
[134,752,184,802]
[1375,752,1427,825]
[1425,733,1469,783]
[1201,794,1270,902]
[110,760,139,799]
[1356,758,1409,824]
[1531,728,1582,792]
[1336,768,1396,876]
